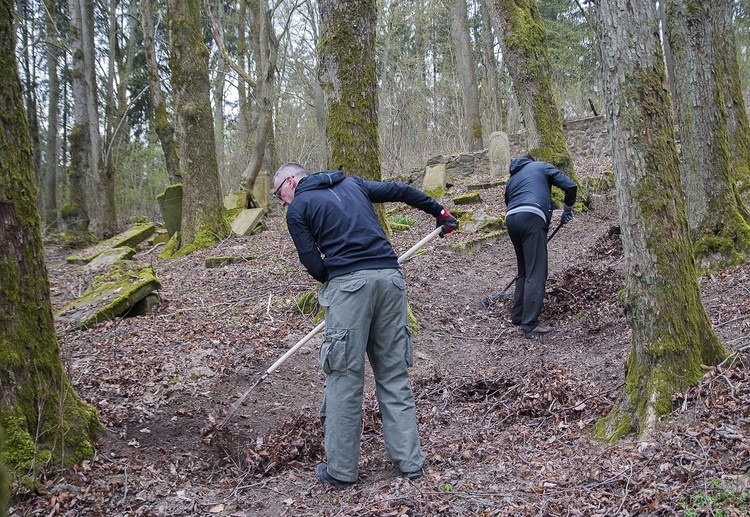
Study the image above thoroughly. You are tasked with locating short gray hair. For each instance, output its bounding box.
[273,162,308,183]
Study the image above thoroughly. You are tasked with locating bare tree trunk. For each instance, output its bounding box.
[141,0,180,184]
[479,0,504,131]
[451,0,483,151]
[44,0,60,232]
[167,0,228,249]
[318,0,381,179]
[0,0,101,473]
[665,0,750,271]
[100,0,119,238]
[79,0,102,230]
[240,0,277,191]
[65,0,91,239]
[489,0,574,176]
[716,0,750,216]
[591,0,726,439]
[211,0,226,173]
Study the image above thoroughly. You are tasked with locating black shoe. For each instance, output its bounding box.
[316,463,354,489]
[402,469,422,480]
[524,325,553,339]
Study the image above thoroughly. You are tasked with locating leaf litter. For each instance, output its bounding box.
[11,156,750,516]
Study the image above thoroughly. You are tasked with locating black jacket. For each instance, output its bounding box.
[505,157,577,226]
[286,170,445,283]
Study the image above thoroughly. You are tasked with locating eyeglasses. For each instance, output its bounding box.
[273,178,286,200]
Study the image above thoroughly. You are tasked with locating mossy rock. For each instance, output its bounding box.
[66,223,156,264]
[467,180,505,191]
[453,192,482,205]
[441,231,504,255]
[56,266,161,329]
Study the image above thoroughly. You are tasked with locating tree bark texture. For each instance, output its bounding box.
[240,0,277,192]
[451,0,483,151]
[141,0,181,184]
[318,0,381,180]
[665,0,750,271]
[715,0,750,217]
[43,0,60,231]
[167,0,228,248]
[591,0,726,439]
[65,0,91,236]
[0,0,101,472]
[489,0,574,176]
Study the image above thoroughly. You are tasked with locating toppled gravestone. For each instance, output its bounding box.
[56,266,161,330]
[66,223,156,264]
[59,223,161,328]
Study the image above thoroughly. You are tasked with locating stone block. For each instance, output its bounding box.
[489,131,510,179]
[157,184,183,237]
[231,208,265,236]
[422,163,447,197]
[224,190,249,210]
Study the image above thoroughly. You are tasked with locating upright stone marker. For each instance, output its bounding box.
[422,163,447,197]
[489,131,510,180]
[157,184,183,237]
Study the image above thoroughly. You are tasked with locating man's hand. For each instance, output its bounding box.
[436,208,459,237]
[561,204,574,224]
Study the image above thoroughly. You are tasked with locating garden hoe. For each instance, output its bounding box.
[217,225,447,429]
[479,221,564,308]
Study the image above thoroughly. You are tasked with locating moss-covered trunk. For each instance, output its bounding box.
[666,0,750,272]
[489,0,575,179]
[319,0,390,232]
[592,0,726,440]
[167,0,228,250]
[141,0,180,184]
[0,0,101,481]
[64,0,91,240]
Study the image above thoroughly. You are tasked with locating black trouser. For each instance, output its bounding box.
[506,212,548,333]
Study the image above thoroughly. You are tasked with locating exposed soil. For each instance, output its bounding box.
[10,157,750,516]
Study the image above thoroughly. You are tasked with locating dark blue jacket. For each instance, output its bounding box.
[286,170,445,283]
[504,157,577,226]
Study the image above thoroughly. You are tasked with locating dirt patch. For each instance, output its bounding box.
[10,157,750,516]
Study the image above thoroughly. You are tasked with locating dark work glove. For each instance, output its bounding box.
[561,204,574,224]
[436,208,459,237]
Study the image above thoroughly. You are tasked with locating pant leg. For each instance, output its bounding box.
[519,215,548,332]
[317,271,374,482]
[506,216,526,325]
[365,269,426,473]
[507,213,548,332]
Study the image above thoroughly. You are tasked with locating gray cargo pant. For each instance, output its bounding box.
[317,268,426,483]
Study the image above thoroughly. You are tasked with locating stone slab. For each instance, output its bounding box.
[231,208,265,236]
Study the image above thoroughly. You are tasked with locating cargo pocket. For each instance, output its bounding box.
[402,326,414,367]
[320,328,348,374]
[390,273,406,291]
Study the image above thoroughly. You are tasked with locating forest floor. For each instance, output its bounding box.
[9,156,750,516]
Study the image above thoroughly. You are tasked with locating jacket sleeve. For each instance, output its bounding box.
[357,177,445,217]
[286,207,327,283]
[544,163,578,207]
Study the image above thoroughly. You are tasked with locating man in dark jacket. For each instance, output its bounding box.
[272,162,458,489]
[504,154,577,339]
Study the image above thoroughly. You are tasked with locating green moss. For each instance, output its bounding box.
[0,425,7,517]
[159,232,180,259]
[453,193,482,205]
[423,187,445,199]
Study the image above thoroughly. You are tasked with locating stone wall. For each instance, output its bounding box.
[403,116,610,184]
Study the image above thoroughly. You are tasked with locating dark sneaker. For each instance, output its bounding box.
[524,325,553,339]
[402,469,422,480]
[316,463,354,489]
